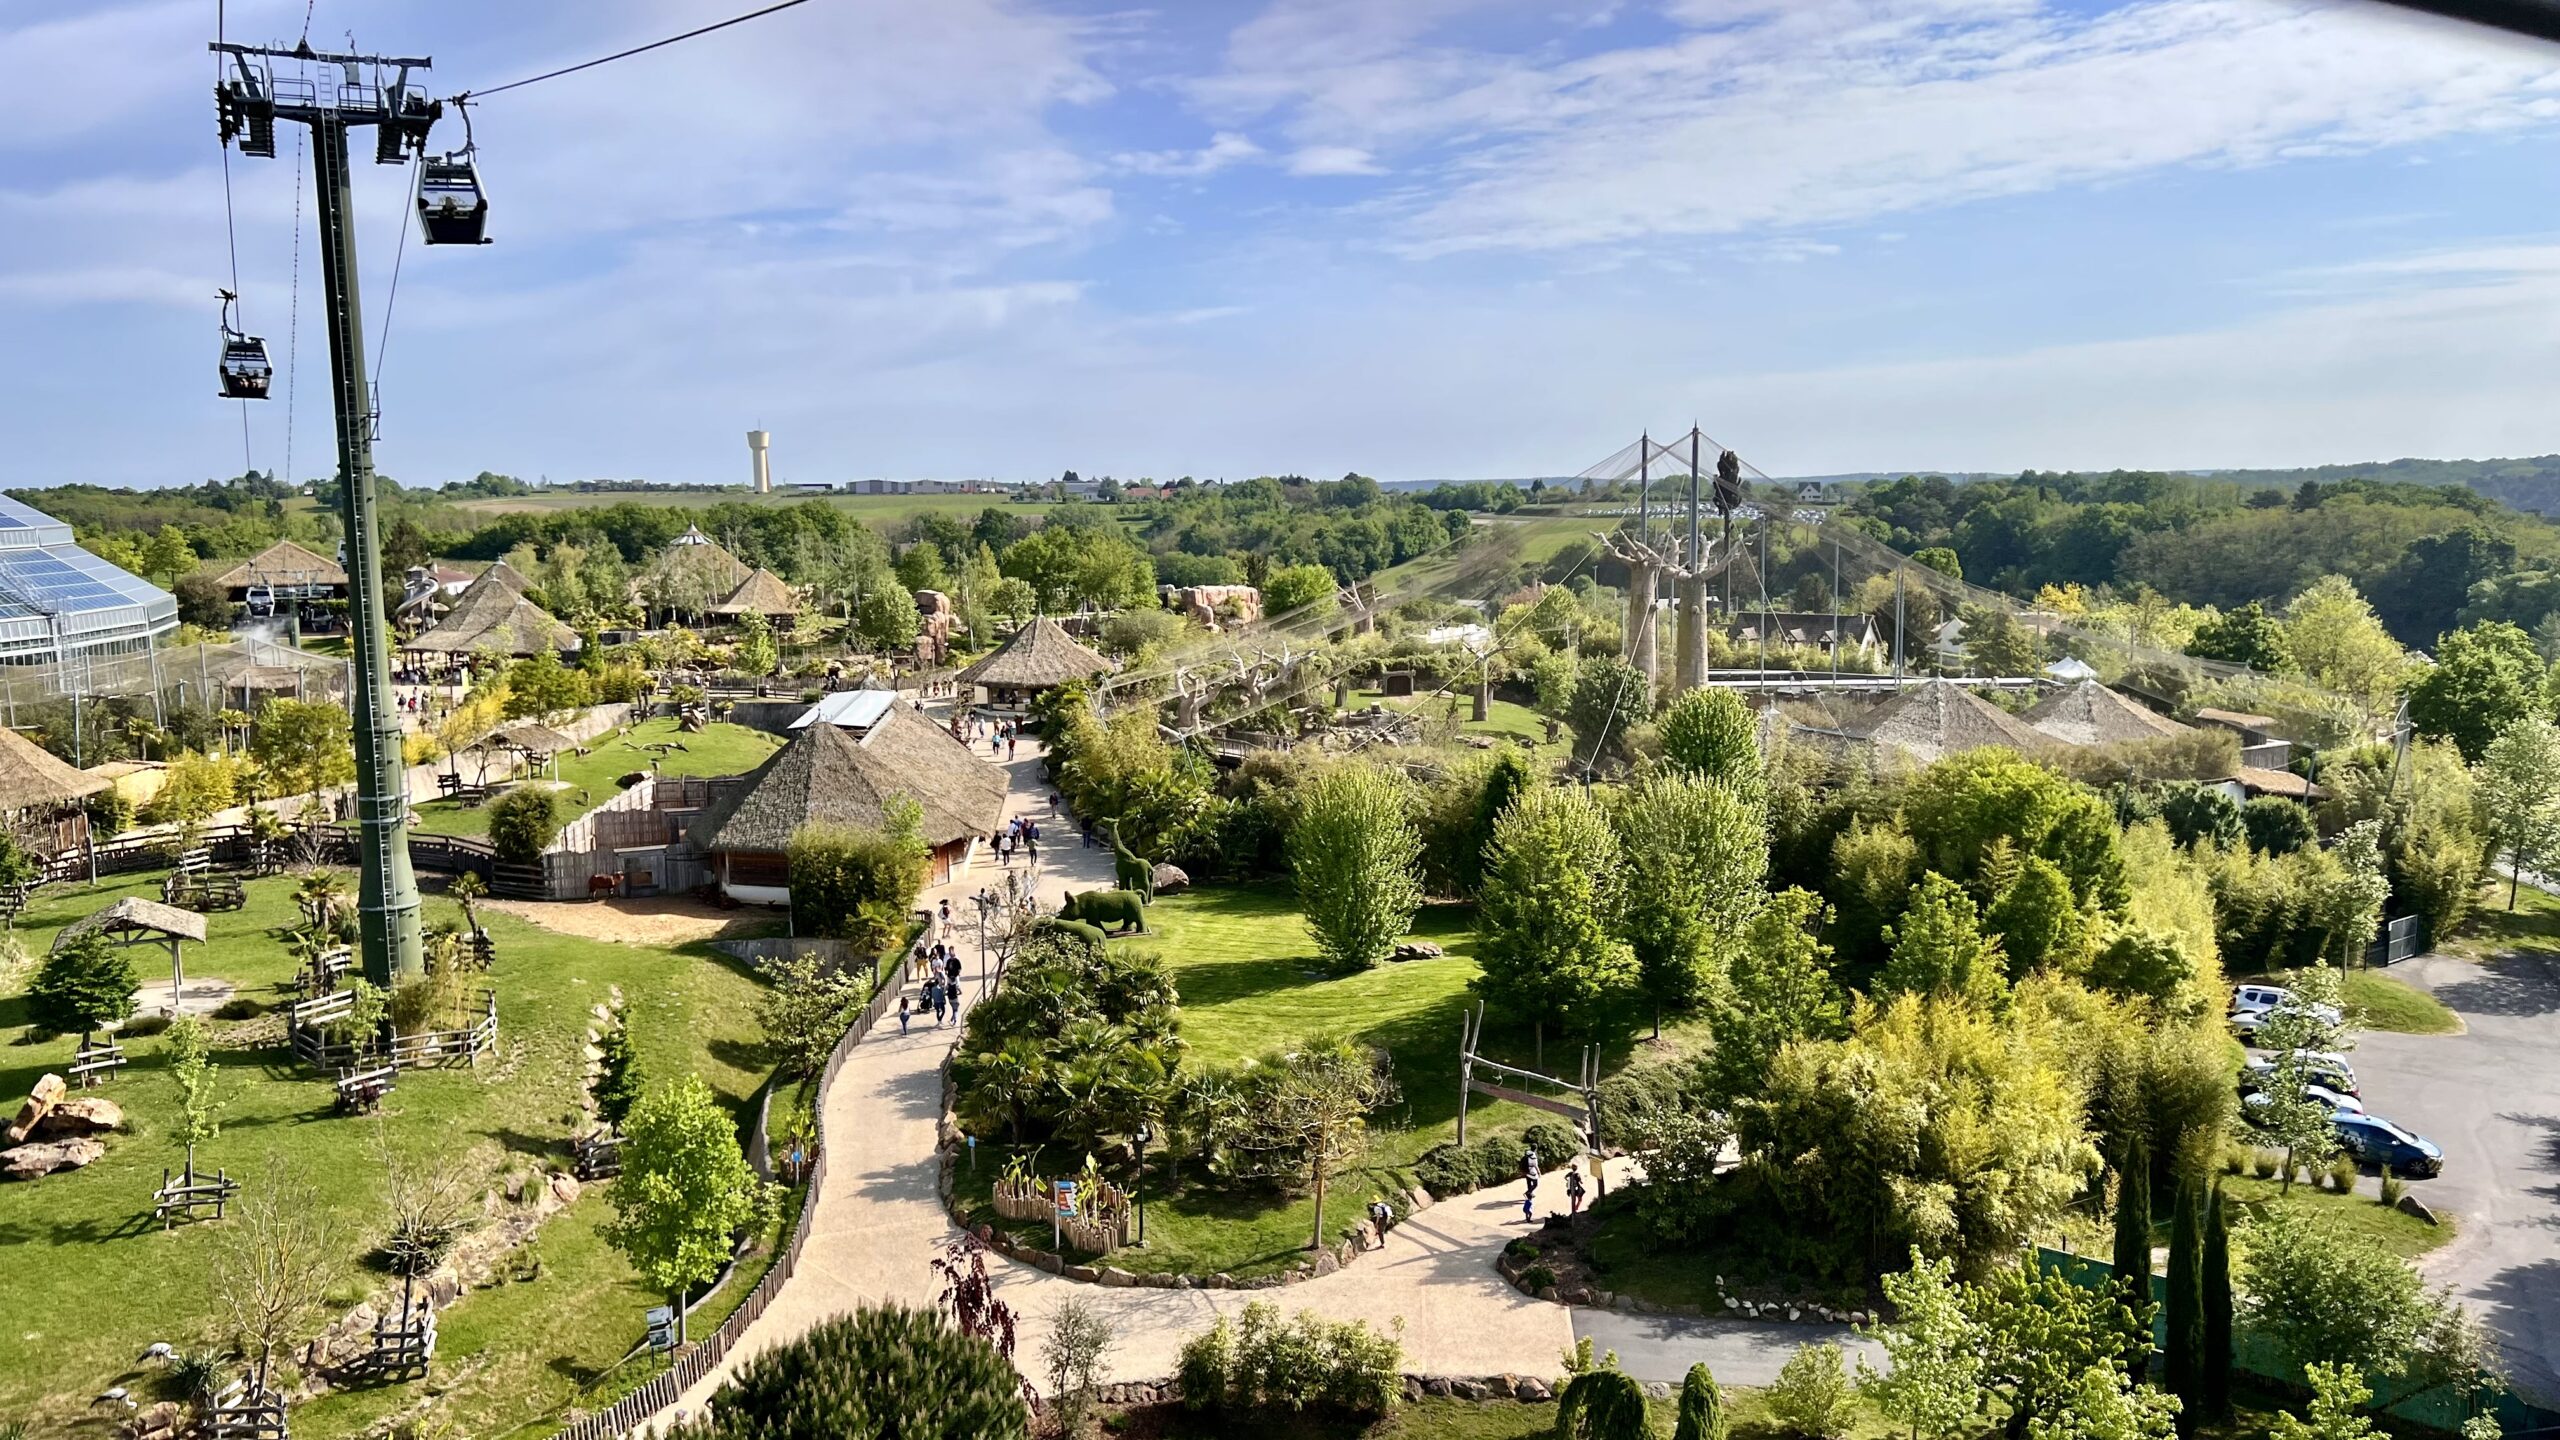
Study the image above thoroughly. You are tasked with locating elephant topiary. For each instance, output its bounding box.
[1059,889,1146,935]
[1031,917,1108,946]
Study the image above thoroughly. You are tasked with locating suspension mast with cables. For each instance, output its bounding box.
[213,39,443,989]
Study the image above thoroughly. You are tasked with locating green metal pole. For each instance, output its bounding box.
[309,115,424,987]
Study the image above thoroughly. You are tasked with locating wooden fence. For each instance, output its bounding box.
[550,930,918,1440]
[58,824,495,884]
[287,990,498,1072]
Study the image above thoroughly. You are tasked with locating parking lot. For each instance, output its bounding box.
[2347,950,2560,1402]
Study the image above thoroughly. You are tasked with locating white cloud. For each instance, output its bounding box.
[1287,145,1385,176]
[1177,0,2560,256]
[1112,131,1264,176]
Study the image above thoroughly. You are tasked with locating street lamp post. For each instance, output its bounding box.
[1133,1122,1152,1247]
[971,887,996,1001]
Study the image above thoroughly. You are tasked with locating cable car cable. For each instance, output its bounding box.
[284,125,305,488]
[456,0,814,102]
[373,152,418,398]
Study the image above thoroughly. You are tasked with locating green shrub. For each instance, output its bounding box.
[1414,1132,1526,1196]
[2329,1155,2360,1196]
[1555,1367,1649,1440]
[1175,1302,1402,1417]
[2252,1151,2280,1180]
[1505,1238,1542,1261]
[212,996,263,1021]
[1522,1264,1557,1292]
[668,1304,1028,1439]
[1673,1361,1726,1440]
[786,809,929,949]
[486,784,562,865]
[26,932,138,1039]
[1763,1343,1854,1440]
[2378,1167,2405,1207]
[119,1013,172,1040]
[1594,1063,1689,1149]
[2222,1145,2245,1176]
[1523,1120,1585,1167]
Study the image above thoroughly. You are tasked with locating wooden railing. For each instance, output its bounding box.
[54,824,494,884]
[550,930,918,1440]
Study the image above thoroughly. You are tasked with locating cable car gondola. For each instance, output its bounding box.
[416,151,488,246]
[216,290,272,401]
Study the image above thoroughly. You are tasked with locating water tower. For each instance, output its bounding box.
[747,429,772,494]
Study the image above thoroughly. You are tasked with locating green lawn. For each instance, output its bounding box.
[958,885,1654,1281]
[409,716,783,838]
[2342,972,2460,1036]
[0,868,774,1435]
[2444,878,2560,961]
[1346,687,1571,761]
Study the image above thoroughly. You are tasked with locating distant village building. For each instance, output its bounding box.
[1724,611,1882,658]
[695,703,1009,900]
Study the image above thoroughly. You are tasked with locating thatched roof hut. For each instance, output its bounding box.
[54,896,207,951]
[709,568,801,620]
[0,726,111,813]
[405,565,579,658]
[953,616,1115,699]
[638,527,752,618]
[207,539,348,599]
[1846,679,2052,766]
[2022,680,2190,748]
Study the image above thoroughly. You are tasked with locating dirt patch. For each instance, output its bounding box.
[480,896,768,946]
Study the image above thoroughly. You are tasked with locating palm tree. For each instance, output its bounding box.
[448,871,486,934]
[295,868,345,931]
[978,1038,1052,1143]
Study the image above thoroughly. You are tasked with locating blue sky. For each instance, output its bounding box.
[5,0,2560,489]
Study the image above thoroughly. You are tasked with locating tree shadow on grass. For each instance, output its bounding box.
[706,1036,767,1076]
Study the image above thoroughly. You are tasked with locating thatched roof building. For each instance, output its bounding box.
[693,706,1008,900]
[0,726,111,813]
[2023,680,2190,748]
[207,539,347,599]
[953,616,1115,700]
[54,896,207,951]
[709,568,801,620]
[637,526,753,619]
[405,565,579,658]
[1845,679,2052,766]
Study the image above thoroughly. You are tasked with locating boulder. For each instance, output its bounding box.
[1150,864,1191,896]
[33,1096,122,1138]
[1208,1273,1234,1289]
[1390,942,1446,961]
[1063,1264,1099,1283]
[134,1401,183,1439]
[1486,1375,1517,1398]
[2,1137,104,1180]
[547,1173,583,1208]
[1517,1377,1553,1402]
[6,1073,65,1146]
[1312,1249,1340,1278]
[1096,1267,1136,1288]
[2397,1193,2440,1225]
[1030,1252,1063,1275]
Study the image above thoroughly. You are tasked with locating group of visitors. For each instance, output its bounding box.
[989,814,1040,866]
[1516,1147,1588,1221]
[898,944,970,1035]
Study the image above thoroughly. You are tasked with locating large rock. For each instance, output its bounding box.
[548,1173,582,1208]
[32,1097,122,1138]
[1150,864,1191,896]
[1390,942,1445,962]
[2397,1193,2440,1225]
[2,1137,104,1180]
[6,1073,65,1145]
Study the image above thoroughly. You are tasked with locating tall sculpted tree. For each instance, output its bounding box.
[1659,687,1763,793]
[1287,763,1423,974]
[604,1074,776,1342]
[2164,1180,2205,1429]
[1608,771,1769,1034]
[2200,1183,2234,1422]
[2476,713,2560,909]
[1476,784,1637,1038]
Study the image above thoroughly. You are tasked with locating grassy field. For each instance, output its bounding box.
[1346,686,1571,761]
[2444,878,2560,961]
[2341,971,2461,1035]
[0,869,774,1436]
[446,488,1057,530]
[409,717,782,838]
[957,884,1652,1280]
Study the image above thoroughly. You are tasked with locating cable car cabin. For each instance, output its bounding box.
[416,156,488,246]
[219,335,273,401]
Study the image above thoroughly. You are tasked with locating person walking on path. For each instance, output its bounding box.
[1023,822,1038,861]
[1520,1146,1541,1221]
[1007,734,1018,762]
[897,994,911,1036]
[1565,1164,1586,1217]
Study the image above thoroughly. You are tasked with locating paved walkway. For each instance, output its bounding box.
[667,734,1858,1424]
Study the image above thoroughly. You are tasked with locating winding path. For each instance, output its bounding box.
[663,734,1860,1425]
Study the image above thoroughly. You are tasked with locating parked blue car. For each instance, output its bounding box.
[2332,1114,2443,1177]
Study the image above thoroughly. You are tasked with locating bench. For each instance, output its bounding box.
[163,873,247,912]
[335,1063,398,1114]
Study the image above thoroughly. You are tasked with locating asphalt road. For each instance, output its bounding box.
[2352,949,2560,1403]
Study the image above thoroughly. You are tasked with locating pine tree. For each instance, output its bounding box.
[1674,1361,1727,1440]
[2201,1181,2234,1422]
[2165,1179,2205,1431]
[2112,1139,2154,1376]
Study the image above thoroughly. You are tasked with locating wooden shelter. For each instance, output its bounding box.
[403,563,579,661]
[0,725,110,864]
[708,568,801,622]
[693,705,1007,901]
[952,615,1116,705]
[54,897,209,1017]
[206,539,348,602]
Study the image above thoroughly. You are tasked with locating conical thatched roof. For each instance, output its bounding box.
[695,705,1008,853]
[953,616,1116,691]
[406,565,579,657]
[1848,679,2052,765]
[709,568,801,618]
[2023,680,2190,748]
[640,529,751,598]
[207,539,347,591]
[0,726,111,812]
